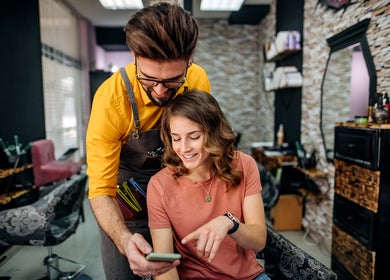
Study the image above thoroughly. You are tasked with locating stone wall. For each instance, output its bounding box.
[194,0,389,253]
[194,1,277,153]
[301,0,389,245]
[302,0,389,157]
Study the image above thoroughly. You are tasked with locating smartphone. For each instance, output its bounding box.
[146,252,181,262]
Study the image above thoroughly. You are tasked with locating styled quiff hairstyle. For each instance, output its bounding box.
[124,2,198,60]
[160,90,243,187]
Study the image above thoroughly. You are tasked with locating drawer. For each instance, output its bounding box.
[334,126,380,170]
[333,194,376,249]
[334,159,380,212]
[331,259,356,280]
[332,225,375,280]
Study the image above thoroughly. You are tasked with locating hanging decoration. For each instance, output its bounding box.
[317,0,353,12]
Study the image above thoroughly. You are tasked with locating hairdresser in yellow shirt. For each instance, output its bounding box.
[86,3,210,279]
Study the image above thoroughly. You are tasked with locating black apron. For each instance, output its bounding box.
[118,67,164,220]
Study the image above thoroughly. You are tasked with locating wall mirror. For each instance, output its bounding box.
[320,18,377,162]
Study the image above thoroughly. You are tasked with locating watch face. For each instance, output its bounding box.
[225,212,240,234]
[226,212,237,222]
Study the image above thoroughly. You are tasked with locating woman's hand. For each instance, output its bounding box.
[124,233,180,278]
[181,215,232,262]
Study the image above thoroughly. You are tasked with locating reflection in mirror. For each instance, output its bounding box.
[322,43,369,160]
[320,19,376,162]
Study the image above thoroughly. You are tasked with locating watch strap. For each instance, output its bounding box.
[224,212,239,234]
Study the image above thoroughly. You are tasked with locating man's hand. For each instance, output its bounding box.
[181,216,231,263]
[124,233,180,277]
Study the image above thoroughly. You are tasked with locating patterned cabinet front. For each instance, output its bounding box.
[332,124,390,280]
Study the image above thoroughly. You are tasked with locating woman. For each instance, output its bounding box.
[147,90,269,279]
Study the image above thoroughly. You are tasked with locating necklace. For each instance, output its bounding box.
[196,176,215,202]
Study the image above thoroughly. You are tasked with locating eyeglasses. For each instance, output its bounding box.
[135,59,187,90]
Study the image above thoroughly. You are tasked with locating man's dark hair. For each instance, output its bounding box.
[124,2,198,60]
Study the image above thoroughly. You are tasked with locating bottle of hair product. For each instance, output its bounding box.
[372,93,388,124]
[384,93,390,124]
[277,124,284,146]
[367,97,375,123]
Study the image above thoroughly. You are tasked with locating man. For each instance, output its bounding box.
[86,2,210,279]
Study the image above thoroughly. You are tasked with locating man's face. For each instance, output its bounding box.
[135,57,188,106]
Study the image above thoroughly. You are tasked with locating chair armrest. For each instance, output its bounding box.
[0,173,87,246]
[257,225,337,280]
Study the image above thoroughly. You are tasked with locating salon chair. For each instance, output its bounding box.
[0,173,88,279]
[31,139,82,188]
[1,139,87,279]
[257,225,337,279]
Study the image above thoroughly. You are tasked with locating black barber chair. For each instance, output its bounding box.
[257,225,337,279]
[0,173,88,279]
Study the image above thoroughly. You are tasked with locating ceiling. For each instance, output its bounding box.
[62,0,271,51]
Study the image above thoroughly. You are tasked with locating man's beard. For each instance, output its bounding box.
[146,87,178,107]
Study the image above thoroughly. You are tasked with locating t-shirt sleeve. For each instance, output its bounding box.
[147,174,172,229]
[86,75,129,199]
[187,64,211,93]
[240,152,262,196]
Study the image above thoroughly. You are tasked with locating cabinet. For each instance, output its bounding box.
[332,124,390,279]
[0,164,33,209]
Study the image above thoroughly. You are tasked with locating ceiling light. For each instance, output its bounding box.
[200,0,244,11]
[98,0,144,10]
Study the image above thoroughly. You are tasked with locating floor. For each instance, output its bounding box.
[0,196,331,280]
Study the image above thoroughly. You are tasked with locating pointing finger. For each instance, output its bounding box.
[182,230,200,244]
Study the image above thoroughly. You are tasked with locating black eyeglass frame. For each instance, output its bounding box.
[135,59,188,90]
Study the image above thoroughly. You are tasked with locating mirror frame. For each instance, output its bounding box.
[320,18,377,162]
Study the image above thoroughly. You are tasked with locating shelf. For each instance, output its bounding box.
[335,122,390,129]
[266,49,301,62]
[264,66,302,92]
[294,166,329,179]
[0,189,29,206]
[264,31,301,62]
[0,164,33,179]
[266,85,301,92]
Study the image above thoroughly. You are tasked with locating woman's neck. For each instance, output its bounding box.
[186,163,214,182]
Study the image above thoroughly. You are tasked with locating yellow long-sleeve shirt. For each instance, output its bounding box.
[86,63,210,199]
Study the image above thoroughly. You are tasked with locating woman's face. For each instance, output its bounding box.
[169,115,211,171]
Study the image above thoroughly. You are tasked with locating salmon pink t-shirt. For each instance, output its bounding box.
[147,151,264,280]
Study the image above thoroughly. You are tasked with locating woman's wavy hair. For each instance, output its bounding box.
[160,90,243,187]
[124,2,198,60]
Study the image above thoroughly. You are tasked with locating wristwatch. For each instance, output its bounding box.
[224,212,240,234]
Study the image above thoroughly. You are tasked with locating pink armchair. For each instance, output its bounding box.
[31,139,82,187]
